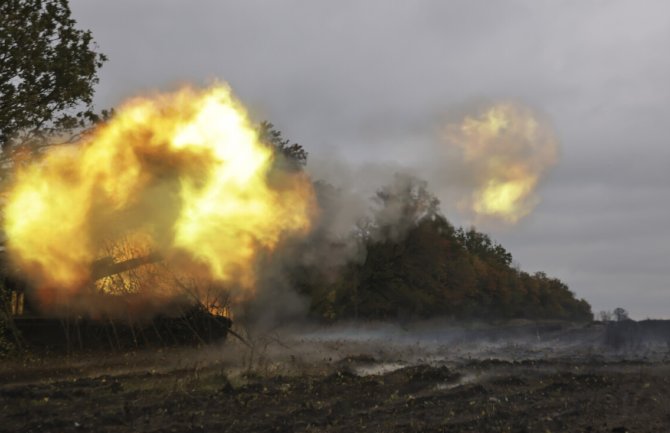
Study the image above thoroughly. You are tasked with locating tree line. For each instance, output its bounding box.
[286,175,592,322]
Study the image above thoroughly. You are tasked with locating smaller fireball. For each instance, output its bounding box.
[445,103,558,223]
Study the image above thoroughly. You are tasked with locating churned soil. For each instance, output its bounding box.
[2,352,670,433]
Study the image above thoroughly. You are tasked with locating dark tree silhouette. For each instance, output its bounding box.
[613,307,629,322]
[258,121,308,169]
[290,175,593,322]
[0,0,107,148]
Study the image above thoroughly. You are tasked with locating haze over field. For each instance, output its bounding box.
[69,0,670,318]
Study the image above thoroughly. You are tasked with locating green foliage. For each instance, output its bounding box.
[455,227,513,267]
[0,0,107,148]
[291,176,593,323]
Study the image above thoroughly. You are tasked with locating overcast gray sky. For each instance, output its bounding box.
[70,0,670,318]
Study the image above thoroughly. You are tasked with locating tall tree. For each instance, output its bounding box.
[370,174,440,241]
[0,0,107,148]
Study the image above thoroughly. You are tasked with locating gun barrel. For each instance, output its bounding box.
[90,252,163,280]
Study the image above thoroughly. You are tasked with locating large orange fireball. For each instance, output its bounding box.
[3,85,315,300]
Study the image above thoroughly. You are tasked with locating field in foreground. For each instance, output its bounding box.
[1,322,670,432]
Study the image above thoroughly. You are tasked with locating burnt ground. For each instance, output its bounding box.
[2,322,670,432]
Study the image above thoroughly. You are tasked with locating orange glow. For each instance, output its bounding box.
[3,84,316,307]
[446,103,557,223]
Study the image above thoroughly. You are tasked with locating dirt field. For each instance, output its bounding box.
[2,322,670,432]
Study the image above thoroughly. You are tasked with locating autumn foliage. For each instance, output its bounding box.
[291,176,592,322]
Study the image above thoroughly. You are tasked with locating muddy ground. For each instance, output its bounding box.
[2,321,670,432]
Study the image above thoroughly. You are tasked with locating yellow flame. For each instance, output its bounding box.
[3,84,315,303]
[446,103,557,223]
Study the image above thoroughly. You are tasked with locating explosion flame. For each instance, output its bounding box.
[3,85,315,307]
[445,103,558,223]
